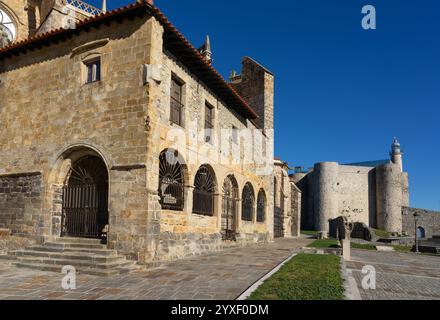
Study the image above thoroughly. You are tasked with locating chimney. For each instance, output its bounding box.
[198,35,212,64]
[230,57,274,131]
[102,0,107,12]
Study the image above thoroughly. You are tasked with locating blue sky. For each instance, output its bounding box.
[91,0,440,211]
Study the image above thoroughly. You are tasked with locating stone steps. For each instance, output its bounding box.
[30,245,117,256]
[2,237,140,276]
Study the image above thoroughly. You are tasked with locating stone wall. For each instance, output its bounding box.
[402,207,440,239]
[0,173,44,239]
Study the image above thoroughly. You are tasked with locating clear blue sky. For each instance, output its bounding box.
[91,0,440,211]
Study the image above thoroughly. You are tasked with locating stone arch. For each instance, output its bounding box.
[48,145,110,239]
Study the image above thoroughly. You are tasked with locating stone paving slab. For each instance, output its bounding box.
[0,238,311,300]
[346,249,440,300]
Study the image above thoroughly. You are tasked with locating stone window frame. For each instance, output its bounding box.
[169,73,186,128]
[81,53,103,85]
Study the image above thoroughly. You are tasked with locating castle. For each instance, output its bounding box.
[290,139,409,236]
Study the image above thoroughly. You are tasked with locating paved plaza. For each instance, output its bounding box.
[347,249,440,300]
[0,238,311,300]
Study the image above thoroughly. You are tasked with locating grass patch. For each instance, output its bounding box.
[393,245,412,253]
[301,230,319,236]
[351,242,376,251]
[373,229,391,239]
[307,239,340,248]
[248,253,344,300]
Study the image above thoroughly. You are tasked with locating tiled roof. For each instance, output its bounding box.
[0,0,258,120]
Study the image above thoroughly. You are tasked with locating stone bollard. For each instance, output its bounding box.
[342,239,351,261]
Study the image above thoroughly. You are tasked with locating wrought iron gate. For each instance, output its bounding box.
[61,184,108,239]
[222,176,238,241]
[222,195,237,240]
[274,207,284,238]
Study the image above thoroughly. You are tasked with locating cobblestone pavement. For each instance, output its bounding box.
[0,238,311,300]
[346,249,440,300]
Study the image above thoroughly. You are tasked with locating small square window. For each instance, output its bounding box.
[85,59,101,84]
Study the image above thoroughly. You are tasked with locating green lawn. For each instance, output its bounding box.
[393,245,412,253]
[351,242,377,251]
[301,230,319,236]
[372,228,391,239]
[308,239,377,251]
[248,253,344,300]
[307,239,340,248]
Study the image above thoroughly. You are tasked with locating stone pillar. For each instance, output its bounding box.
[314,162,339,234]
[376,163,403,234]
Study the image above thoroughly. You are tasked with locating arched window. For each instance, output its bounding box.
[242,183,255,222]
[0,8,17,47]
[159,150,184,211]
[274,177,278,207]
[193,165,216,216]
[257,189,266,223]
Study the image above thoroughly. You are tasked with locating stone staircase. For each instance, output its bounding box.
[0,237,139,276]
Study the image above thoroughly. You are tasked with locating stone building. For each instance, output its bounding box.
[0,0,277,265]
[290,139,410,235]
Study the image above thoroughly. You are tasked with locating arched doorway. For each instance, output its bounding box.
[222,175,238,240]
[417,227,426,239]
[61,156,109,241]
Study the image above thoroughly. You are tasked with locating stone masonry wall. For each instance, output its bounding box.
[402,207,440,239]
[0,16,154,261]
[0,173,44,239]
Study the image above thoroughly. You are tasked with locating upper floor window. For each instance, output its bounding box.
[205,102,214,143]
[85,59,101,84]
[170,77,184,126]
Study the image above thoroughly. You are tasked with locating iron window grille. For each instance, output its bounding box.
[159,150,185,211]
[242,183,254,222]
[193,165,215,216]
[257,189,266,223]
